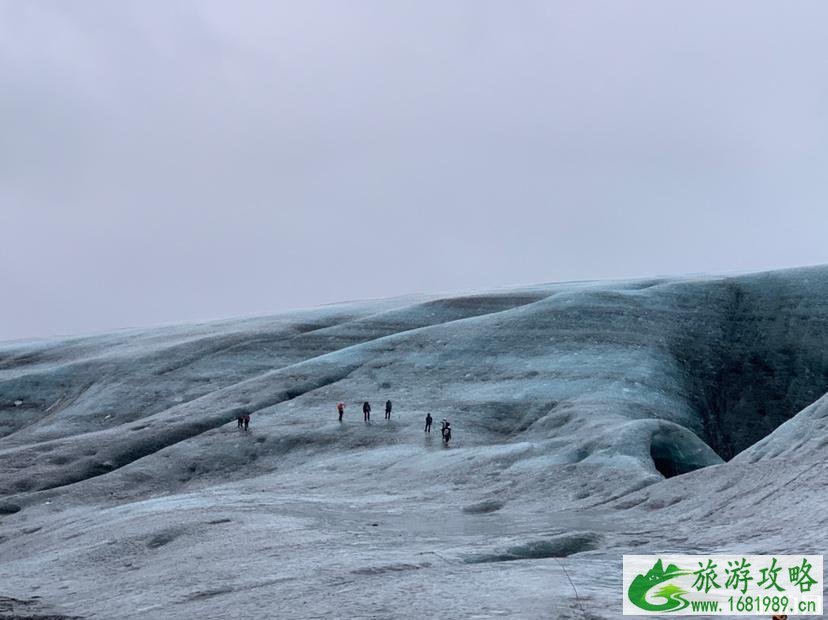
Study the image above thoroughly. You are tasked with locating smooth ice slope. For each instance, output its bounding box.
[1,267,828,618]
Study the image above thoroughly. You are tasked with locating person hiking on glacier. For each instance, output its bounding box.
[337,402,345,422]
[424,413,433,433]
[441,419,451,445]
[385,400,392,420]
[363,401,371,422]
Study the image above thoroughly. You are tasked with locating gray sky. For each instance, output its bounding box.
[2,1,828,341]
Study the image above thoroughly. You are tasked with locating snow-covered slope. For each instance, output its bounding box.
[1,267,827,618]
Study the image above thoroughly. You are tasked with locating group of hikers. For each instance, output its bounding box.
[337,401,452,445]
[337,399,394,421]
[235,399,453,445]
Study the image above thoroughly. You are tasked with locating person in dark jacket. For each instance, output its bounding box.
[237,415,244,429]
[424,413,432,433]
[385,400,392,420]
[337,402,345,422]
[363,401,371,422]
[243,414,250,431]
[441,419,451,445]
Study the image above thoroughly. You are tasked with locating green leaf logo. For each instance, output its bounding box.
[628,559,692,612]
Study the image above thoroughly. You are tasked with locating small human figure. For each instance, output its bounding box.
[237,415,244,429]
[337,402,345,422]
[385,400,392,420]
[441,418,451,445]
[424,413,432,433]
[243,414,250,431]
[363,401,371,422]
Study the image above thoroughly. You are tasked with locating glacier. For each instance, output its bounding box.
[1,266,827,618]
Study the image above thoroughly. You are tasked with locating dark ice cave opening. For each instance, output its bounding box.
[649,428,722,479]
[650,445,690,479]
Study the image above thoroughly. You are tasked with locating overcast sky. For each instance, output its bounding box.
[2,1,828,340]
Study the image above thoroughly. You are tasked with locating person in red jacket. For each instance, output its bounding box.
[337,402,345,422]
